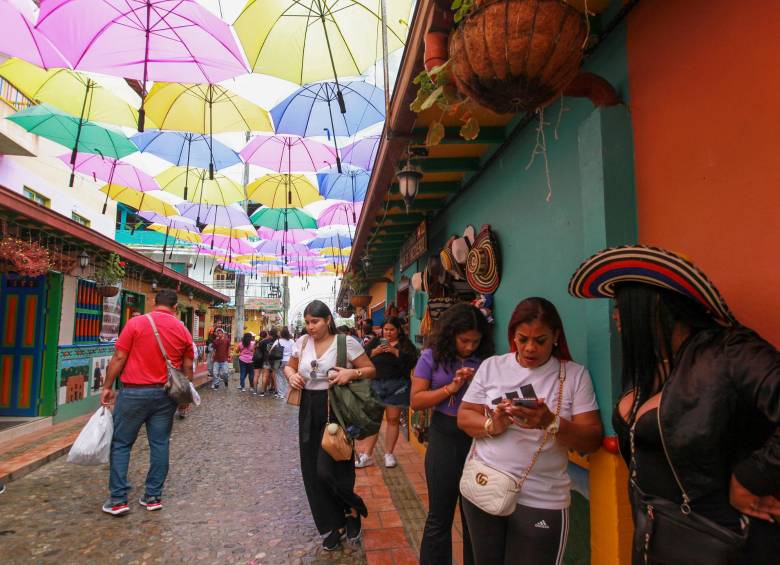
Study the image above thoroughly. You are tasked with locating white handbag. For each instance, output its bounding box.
[459,361,567,516]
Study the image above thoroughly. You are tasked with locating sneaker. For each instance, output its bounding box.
[345,513,362,541]
[322,528,345,551]
[384,453,397,468]
[102,500,129,516]
[354,453,373,468]
[258,390,265,397]
[223,379,228,388]
[211,385,219,390]
[177,412,186,420]
[240,387,246,392]
[138,495,162,511]
[275,393,284,399]
[0,483,6,494]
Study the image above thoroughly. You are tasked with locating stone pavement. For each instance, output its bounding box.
[0,380,464,565]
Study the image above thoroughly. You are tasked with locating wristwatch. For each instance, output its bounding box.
[544,415,560,434]
[354,368,363,379]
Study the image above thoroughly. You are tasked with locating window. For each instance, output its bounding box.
[23,187,50,208]
[74,279,103,343]
[71,212,91,227]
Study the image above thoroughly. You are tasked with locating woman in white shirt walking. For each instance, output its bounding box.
[283,300,376,551]
[272,327,294,399]
[458,297,603,565]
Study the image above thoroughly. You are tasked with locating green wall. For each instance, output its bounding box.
[39,272,64,416]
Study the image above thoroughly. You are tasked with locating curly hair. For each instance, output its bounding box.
[507,297,572,361]
[428,303,493,367]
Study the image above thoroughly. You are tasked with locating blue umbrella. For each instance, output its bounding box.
[316,167,369,203]
[271,81,384,174]
[131,130,241,195]
[308,234,353,250]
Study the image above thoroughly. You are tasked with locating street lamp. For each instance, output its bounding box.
[188,291,194,300]
[151,278,158,291]
[78,251,89,270]
[396,161,423,213]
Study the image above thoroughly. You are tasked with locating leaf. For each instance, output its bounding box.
[409,89,427,113]
[421,86,444,111]
[428,60,450,77]
[460,117,480,141]
[426,121,446,146]
[451,0,463,10]
[454,11,463,23]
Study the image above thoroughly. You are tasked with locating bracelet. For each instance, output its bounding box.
[443,385,453,396]
[354,368,363,379]
[484,417,494,438]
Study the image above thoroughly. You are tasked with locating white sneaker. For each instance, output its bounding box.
[354,453,374,468]
[384,453,397,468]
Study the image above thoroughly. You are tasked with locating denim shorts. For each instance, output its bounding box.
[371,377,410,407]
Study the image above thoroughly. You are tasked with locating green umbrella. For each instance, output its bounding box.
[7,103,136,185]
[250,206,317,231]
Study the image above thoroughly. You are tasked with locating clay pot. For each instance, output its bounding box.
[424,31,449,72]
[96,285,120,298]
[350,295,372,309]
[449,0,587,114]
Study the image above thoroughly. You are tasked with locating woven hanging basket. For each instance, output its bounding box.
[449,0,587,114]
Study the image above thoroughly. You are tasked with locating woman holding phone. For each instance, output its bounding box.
[457,297,602,565]
[411,303,494,565]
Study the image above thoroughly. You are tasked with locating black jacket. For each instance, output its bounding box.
[659,326,779,500]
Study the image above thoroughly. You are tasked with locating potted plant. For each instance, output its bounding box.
[343,271,372,309]
[94,253,126,297]
[0,237,51,277]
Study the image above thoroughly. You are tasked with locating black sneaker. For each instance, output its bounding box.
[102,499,129,516]
[138,495,162,511]
[346,514,362,541]
[322,528,345,551]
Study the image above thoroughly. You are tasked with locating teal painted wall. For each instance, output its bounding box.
[40,272,64,417]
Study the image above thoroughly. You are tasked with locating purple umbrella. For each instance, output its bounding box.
[340,135,380,171]
[1,0,70,69]
[58,152,159,204]
[317,201,363,228]
[254,240,316,257]
[257,227,316,244]
[201,235,256,255]
[137,211,196,230]
[37,0,247,131]
[240,134,337,174]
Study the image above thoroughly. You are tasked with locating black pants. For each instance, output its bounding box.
[420,411,474,565]
[462,498,569,565]
[299,389,367,535]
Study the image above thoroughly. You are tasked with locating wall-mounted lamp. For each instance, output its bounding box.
[396,161,423,213]
[78,250,90,269]
[188,291,194,300]
[151,278,158,291]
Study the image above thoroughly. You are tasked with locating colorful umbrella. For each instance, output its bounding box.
[131,130,241,171]
[257,227,316,243]
[316,167,369,210]
[317,201,363,227]
[0,0,70,69]
[201,235,256,255]
[144,82,272,177]
[270,80,384,170]
[146,223,202,244]
[250,207,317,231]
[241,134,336,173]
[340,135,380,171]
[246,174,322,208]
[99,185,178,216]
[137,211,197,230]
[254,240,315,256]
[36,0,247,130]
[176,202,253,235]
[8,104,136,185]
[308,234,353,250]
[157,166,245,205]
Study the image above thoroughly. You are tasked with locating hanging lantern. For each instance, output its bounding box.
[396,162,422,213]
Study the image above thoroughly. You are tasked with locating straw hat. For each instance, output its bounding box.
[466,225,500,294]
[452,225,475,264]
[411,271,423,292]
[567,245,735,326]
[440,236,466,280]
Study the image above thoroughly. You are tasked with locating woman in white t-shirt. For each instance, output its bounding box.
[283,300,376,552]
[458,297,603,565]
[271,327,295,399]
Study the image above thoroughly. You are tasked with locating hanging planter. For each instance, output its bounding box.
[94,252,126,298]
[96,285,120,298]
[0,237,52,277]
[448,0,587,114]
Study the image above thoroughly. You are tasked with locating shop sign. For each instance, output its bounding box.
[400,221,427,271]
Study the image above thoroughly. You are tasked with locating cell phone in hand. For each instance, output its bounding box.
[512,398,539,408]
[380,338,389,346]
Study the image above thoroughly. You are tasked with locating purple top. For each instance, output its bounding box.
[413,348,482,417]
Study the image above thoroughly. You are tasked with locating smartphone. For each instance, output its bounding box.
[512,398,539,408]
[380,338,390,346]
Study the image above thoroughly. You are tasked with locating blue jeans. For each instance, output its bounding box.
[212,361,229,387]
[239,360,254,388]
[275,361,288,397]
[109,387,177,503]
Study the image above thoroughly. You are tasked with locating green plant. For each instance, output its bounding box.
[409,60,480,145]
[451,0,476,23]
[343,271,369,295]
[95,253,126,286]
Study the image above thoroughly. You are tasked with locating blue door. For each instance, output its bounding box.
[0,274,47,416]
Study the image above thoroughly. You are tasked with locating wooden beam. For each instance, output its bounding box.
[389,181,461,195]
[388,199,446,211]
[417,157,480,173]
[411,126,506,145]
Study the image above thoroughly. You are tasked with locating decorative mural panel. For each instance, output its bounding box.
[57,345,115,407]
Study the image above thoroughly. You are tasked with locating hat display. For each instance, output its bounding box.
[567,245,735,326]
[466,225,501,294]
[411,272,423,292]
[451,225,475,265]
[440,236,466,280]
[423,255,445,296]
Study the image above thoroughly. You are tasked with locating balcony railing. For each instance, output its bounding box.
[0,77,33,112]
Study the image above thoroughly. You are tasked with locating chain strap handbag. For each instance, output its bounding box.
[146,314,193,405]
[628,399,748,565]
[459,361,566,516]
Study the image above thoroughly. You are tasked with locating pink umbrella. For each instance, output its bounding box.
[240,134,337,173]
[219,261,252,272]
[254,240,316,257]
[0,0,70,69]
[37,0,248,130]
[257,227,316,244]
[317,201,363,228]
[201,234,256,255]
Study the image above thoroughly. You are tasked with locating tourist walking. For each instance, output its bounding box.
[355,317,418,469]
[211,328,231,389]
[283,300,376,551]
[236,332,255,392]
[273,327,294,399]
[411,303,493,565]
[252,330,271,396]
[205,330,215,379]
[99,290,194,516]
[457,297,602,565]
[264,328,282,395]
[569,245,780,565]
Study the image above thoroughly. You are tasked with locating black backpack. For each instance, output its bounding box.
[252,340,267,364]
[268,339,283,361]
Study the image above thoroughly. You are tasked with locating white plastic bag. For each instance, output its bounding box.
[190,382,201,406]
[67,406,113,465]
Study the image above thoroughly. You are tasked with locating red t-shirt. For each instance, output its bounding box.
[212,336,231,362]
[116,310,194,385]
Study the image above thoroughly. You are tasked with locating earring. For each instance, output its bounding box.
[554,341,559,347]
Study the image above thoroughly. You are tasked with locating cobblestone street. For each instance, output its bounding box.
[0,384,367,564]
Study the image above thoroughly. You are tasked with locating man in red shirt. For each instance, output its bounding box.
[100,289,194,516]
[211,328,232,389]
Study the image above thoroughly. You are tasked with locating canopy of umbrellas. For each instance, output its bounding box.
[0,0,414,277]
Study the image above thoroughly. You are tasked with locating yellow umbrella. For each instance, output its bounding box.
[246,174,322,208]
[318,247,352,257]
[156,166,245,206]
[146,223,202,244]
[0,58,142,128]
[99,185,178,216]
[202,224,257,238]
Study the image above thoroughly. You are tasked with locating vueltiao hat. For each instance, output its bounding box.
[466,225,500,294]
[411,272,423,292]
[452,225,475,264]
[440,236,466,280]
[567,245,735,326]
